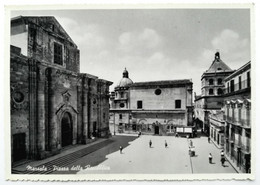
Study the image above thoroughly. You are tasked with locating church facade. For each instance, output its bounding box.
[10,16,112,164]
[109,69,193,136]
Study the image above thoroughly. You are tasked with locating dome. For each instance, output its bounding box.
[116,68,133,88]
[117,78,133,87]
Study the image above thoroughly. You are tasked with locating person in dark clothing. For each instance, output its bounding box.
[165,140,168,148]
[149,140,152,148]
[220,150,225,166]
[208,137,211,143]
[221,157,225,166]
[119,146,123,154]
[209,153,213,164]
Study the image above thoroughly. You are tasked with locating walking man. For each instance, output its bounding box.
[165,140,168,148]
[220,150,225,166]
[209,153,213,164]
[119,146,123,154]
[208,137,210,143]
[149,139,152,148]
[189,139,193,147]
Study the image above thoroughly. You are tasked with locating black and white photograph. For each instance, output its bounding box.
[3,2,256,182]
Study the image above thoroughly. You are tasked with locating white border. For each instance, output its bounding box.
[1,1,258,183]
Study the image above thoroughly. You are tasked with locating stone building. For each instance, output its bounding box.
[10,16,112,164]
[223,61,251,173]
[109,69,193,136]
[208,110,225,148]
[194,52,235,135]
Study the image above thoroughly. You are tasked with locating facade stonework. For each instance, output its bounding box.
[109,69,193,136]
[223,61,251,173]
[11,16,112,164]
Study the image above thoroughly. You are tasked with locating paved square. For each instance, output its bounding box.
[78,135,237,174]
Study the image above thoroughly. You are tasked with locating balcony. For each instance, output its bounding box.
[240,118,251,129]
[241,144,251,154]
[224,79,250,94]
[225,115,250,128]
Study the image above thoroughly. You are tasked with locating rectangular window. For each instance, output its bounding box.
[119,114,122,119]
[247,71,250,88]
[175,100,181,108]
[227,82,230,93]
[238,108,241,122]
[230,80,235,92]
[54,42,63,65]
[137,100,143,109]
[239,76,242,90]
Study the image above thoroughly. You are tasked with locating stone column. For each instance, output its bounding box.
[48,68,58,151]
[82,76,89,143]
[36,64,45,159]
[28,59,37,159]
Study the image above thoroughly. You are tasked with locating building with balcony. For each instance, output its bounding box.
[208,110,225,148]
[223,61,251,173]
[10,16,112,164]
[194,52,235,135]
[109,69,193,136]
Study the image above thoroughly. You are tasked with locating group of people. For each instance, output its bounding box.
[208,150,226,166]
[149,139,168,148]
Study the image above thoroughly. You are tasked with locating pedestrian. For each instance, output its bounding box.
[220,150,225,166]
[165,140,168,148]
[220,150,224,158]
[209,153,213,164]
[149,140,152,148]
[189,139,193,147]
[119,146,123,154]
[208,137,210,143]
[221,156,225,166]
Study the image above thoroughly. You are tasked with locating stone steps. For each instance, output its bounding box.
[12,139,113,174]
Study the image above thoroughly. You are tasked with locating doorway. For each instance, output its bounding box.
[61,112,73,147]
[13,133,26,162]
[154,125,159,135]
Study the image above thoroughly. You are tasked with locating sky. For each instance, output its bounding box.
[11,8,251,94]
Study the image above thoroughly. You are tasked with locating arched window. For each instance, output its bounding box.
[209,79,214,85]
[217,88,223,95]
[218,78,222,85]
[209,88,214,95]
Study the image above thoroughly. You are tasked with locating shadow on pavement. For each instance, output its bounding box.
[52,135,138,174]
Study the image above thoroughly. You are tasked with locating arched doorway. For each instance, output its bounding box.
[61,112,73,147]
[154,125,159,135]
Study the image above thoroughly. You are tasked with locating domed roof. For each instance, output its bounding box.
[116,68,133,88]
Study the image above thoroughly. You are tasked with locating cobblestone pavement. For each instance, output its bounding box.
[77,135,237,174]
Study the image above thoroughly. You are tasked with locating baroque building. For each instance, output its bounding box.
[109,69,194,136]
[10,16,112,163]
[194,52,235,136]
[223,61,251,173]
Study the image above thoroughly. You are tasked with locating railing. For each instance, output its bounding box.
[230,135,235,142]
[224,116,250,128]
[241,144,251,153]
[224,79,250,94]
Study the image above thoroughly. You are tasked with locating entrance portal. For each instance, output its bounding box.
[61,112,73,147]
[13,133,26,162]
[154,125,159,135]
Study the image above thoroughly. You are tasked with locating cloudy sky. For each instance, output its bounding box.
[11,8,251,94]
